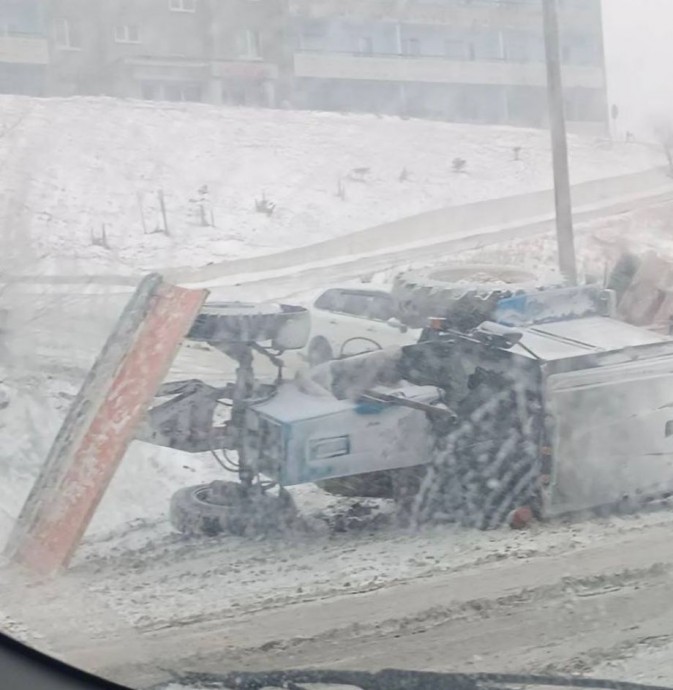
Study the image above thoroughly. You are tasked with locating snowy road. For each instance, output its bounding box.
[5,506,673,688]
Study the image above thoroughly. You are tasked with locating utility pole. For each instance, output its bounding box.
[542,0,578,285]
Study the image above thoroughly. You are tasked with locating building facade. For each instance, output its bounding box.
[288,0,608,133]
[0,0,49,96]
[46,0,287,106]
[0,0,609,134]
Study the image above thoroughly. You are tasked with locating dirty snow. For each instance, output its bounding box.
[0,95,662,273]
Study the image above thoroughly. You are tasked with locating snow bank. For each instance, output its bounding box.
[0,368,225,551]
[0,96,661,273]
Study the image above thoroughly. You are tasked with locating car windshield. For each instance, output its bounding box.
[3,1,673,689]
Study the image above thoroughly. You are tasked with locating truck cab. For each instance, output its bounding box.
[250,286,673,527]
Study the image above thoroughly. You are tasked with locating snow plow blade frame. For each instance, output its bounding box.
[4,274,208,574]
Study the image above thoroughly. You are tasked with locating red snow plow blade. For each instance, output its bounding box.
[4,274,208,575]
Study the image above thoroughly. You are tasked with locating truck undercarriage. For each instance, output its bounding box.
[11,256,673,578]
[131,279,673,537]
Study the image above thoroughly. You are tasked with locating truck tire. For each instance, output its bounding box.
[393,263,540,329]
[317,471,394,499]
[169,481,297,537]
[188,302,310,351]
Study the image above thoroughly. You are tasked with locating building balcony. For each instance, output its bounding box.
[289,0,596,31]
[0,34,48,65]
[211,60,279,81]
[110,55,279,82]
[294,51,605,90]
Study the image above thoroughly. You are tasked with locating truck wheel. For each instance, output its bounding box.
[392,263,541,329]
[188,301,310,351]
[307,337,334,366]
[169,481,297,537]
[317,471,394,499]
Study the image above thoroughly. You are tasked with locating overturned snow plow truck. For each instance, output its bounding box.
[10,260,673,576]
[135,277,673,535]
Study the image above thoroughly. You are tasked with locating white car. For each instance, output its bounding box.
[305,286,421,365]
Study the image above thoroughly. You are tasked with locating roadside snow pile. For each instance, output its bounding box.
[0,367,225,552]
[594,639,673,686]
[363,197,673,289]
[451,199,673,278]
[0,95,660,273]
[0,374,73,549]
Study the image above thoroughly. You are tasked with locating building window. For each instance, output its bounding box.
[357,37,373,55]
[140,81,203,103]
[169,0,196,12]
[54,18,81,49]
[445,39,465,60]
[141,82,159,100]
[1,1,44,37]
[298,19,326,51]
[237,29,261,59]
[164,82,203,102]
[403,38,421,56]
[182,83,203,102]
[114,25,140,44]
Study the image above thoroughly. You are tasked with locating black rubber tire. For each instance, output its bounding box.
[307,337,334,366]
[169,481,297,537]
[392,263,541,329]
[188,301,310,350]
[317,471,394,499]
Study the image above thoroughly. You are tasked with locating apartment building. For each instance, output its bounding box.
[0,0,609,134]
[0,0,49,95]
[46,0,287,106]
[288,0,609,133]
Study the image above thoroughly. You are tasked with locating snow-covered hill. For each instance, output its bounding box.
[0,96,662,273]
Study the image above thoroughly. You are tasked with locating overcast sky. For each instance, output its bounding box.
[602,0,673,136]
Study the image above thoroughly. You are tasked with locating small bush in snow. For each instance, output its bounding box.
[513,146,522,161]
[336,177,347,201]
[452,157,467,173]
[399,167,410,182]
[255,193,276,216]
[189,184,213,227]
[150,189,170,236]
[90,224,110,250]
[348,167,370,183]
